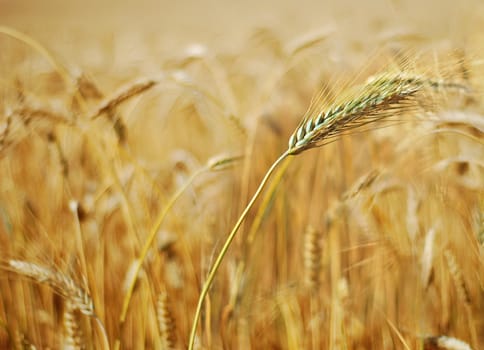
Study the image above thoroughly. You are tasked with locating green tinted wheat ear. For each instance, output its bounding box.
[287,73,467,155]
[188,69,469,350]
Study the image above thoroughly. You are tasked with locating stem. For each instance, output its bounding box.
[246,156,292,244]
[116,167,205,350]
[94,316,110,350]
[188,151,289,350]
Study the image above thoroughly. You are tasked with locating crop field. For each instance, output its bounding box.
[0,0,483,349]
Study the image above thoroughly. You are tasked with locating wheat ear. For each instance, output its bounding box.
[5,260,110,350]
[287,73,467,155]
[157,292,176,350]
[424,335,473,350]
[7,260,94,316]
[15,332,37,350]
[304,225,322,290]
[443,249,471,306]
[89,78,157,119]
[187,71,468,350]
[63,302,85,350]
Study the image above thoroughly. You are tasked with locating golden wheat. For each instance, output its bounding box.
[6,260,94,316]
[0,11,482,349]
[156,292,176,350]
[15,332,37,350]
[303,225,322,290]
[188,65,472,349]
[63,302,85,350]
[189,58,469,350]
[443,249,471,306]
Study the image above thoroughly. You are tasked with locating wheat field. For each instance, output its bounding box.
[0,1,483,349]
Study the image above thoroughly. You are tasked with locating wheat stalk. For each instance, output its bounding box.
[116,154,241,350]
[187,66,470,349]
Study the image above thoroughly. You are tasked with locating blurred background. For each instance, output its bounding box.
[1,0,482,65]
